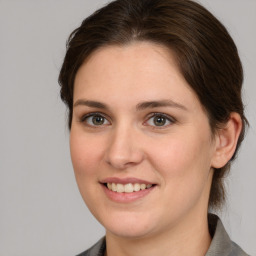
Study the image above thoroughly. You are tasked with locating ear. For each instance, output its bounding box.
[211,112,242,169]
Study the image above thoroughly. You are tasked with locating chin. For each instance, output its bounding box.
[106,224,154,239]
[98,211,161,239]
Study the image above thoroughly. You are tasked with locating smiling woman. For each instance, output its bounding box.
[58,0,249,255]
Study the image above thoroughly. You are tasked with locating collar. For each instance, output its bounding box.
[206,214,248,256]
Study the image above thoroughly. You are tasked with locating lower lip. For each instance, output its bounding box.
[101,184,155,203]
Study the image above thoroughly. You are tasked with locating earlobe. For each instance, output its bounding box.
[211,113,242,169]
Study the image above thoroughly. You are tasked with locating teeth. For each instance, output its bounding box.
[140,184,146,190]
[134,183,141,192]
[116,184,125,193]
[106,183,153,193]
[124,183,133,193]
[112,183,117,192]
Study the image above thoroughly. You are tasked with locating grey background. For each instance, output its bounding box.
[0,0,255,255]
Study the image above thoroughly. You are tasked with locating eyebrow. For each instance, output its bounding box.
[73,99,187,111]
[136,100,188,111]
[73,99,109,110]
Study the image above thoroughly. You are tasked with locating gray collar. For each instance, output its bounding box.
[206,214,248,256]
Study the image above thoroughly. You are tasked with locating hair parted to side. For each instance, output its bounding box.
[59,0,248,209]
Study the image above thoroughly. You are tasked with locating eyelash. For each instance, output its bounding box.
[144,113,176,128]
[80,112,175,128]
[80,112,111,127]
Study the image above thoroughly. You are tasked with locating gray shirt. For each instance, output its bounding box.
[77,215,249,256]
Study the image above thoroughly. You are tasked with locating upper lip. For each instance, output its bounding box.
[100,177,155,185]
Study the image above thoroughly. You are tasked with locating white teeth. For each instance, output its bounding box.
[140,184,146,190]
[134,183,141,192]
[124,183,134,193]
[112,183,117,192]
[106,183,153,193]
[116,184,125,193]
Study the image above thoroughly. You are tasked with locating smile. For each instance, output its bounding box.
[106,183,153,193]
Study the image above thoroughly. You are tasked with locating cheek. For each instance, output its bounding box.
[148,133,213,214]
[69,129,107,211]
[69,130,104,178]
[148,130,213,181]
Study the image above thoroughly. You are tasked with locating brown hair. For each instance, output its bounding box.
[59,0,247,209]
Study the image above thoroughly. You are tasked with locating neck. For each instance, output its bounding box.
[105,211,211,256]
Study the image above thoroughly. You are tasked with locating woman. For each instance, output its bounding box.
[59,0,249,255]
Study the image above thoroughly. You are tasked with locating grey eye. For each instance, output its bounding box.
[153,116,167,126]
[83,114,110,126]
[92,115,105,125]
[146,114,173,127]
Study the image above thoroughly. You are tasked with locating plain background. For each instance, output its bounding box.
[0,0,255,255]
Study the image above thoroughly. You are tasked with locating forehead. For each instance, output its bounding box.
[73,41,200,111]
[75,41,181,84]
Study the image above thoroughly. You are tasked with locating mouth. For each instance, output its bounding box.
[104,182,155,193]
[100,177,157,202]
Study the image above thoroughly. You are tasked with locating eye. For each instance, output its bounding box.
[81,113,110,127]
[145,113,174,127]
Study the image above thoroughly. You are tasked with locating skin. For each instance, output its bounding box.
[70,42,242,256]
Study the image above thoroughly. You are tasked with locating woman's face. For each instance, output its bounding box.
[70,42,217,239]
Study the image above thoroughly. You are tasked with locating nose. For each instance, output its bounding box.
[104,125,144,170]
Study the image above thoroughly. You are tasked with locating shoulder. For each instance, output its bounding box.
[206,214,249,256]
[230,241,249,256]
[76,237,106,256]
